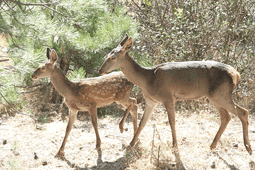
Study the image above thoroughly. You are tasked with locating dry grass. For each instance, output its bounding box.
[1,103,255,170]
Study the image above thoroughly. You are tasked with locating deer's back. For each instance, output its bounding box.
[75,71,134,109]
[151,61,234,101]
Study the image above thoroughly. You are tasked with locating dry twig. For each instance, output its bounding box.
[19,82,50,94]
[0,91,34,119]
[0,59,9,62]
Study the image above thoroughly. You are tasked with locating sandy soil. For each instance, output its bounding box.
[0,104,255,170]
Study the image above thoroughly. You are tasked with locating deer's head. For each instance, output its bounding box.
[32,48,58,80]
[99,34,133,75]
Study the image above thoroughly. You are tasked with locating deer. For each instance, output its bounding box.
[99,34,252,156]
[31,48,138,159]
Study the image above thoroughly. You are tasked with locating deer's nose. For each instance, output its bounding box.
[31,74,37,79]
[99,68,107,75]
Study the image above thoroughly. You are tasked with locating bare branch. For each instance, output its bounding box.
[19,82,50,94]
[0,91,13,108]
[41,4,67,17]
[131,0,149,19]
[15,83,46,88]
[0,55,21,58]
[13,0,59,6]
[0,91,34,118]
[3,0,16,13]
[11,0,67,17]
[0,59,9,62]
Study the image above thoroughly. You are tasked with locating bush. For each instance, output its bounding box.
[127,0,255,112]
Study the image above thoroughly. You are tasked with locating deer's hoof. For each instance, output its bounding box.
[210,143,217,150]
[55,151,65,160]
[126,145,132,151]
[119,123,124,133]
[245,144,252,155]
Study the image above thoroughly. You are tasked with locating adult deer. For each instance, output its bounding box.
[31,48,138,158]
[99,34,252,155]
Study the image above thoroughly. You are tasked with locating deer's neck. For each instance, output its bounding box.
[50,67,76,99]
[120,53,154,91]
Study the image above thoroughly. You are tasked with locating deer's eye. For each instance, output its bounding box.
[41,66,45,70]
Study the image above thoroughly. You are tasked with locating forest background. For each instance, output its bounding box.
[0,0,255,169]
[0,0,254,113]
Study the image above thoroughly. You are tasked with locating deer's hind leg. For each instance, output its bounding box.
[118,97,138,136]
[209,104,231,150]
[209,83,252,155]
[223,102,252,155]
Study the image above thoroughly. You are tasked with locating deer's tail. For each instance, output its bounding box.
[225,65,240,88]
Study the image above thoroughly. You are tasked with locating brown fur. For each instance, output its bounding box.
[225,65,240,88]
[31,48,138,159]
[99,34,252,156]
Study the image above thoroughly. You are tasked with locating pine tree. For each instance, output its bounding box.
[0,0,138,109]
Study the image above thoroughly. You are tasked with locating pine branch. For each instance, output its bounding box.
[3,0,16,13]
[11,0,67,17]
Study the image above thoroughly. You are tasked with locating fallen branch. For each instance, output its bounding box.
[0,91,34,119]
[0,59,9,62]
[0,91,13,108]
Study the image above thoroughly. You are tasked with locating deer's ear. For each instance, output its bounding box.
[119,34,129,46]
[122,37,133,52]
[46,47,51,60]
[50,49,58,64]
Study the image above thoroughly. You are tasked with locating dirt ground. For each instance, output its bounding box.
[0,104,255,170]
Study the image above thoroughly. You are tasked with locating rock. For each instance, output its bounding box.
[36,124,45,130]
[211,161,216,169]
[34,152,39,160]
[14,151,20,156]
[233,143,238,148]
[42,161,47,166]
[3,139,7,145]
[182,136,186,141]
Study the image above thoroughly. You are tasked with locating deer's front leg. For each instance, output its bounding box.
[130,97,157,146]
[56,109,78,159]
[164,101,178,151]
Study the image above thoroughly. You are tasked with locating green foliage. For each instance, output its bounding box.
[68,67,86,81]
[131,51,154,67]
[38,114,51,123]
[0,0,138,105]
[129,0,255,63]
